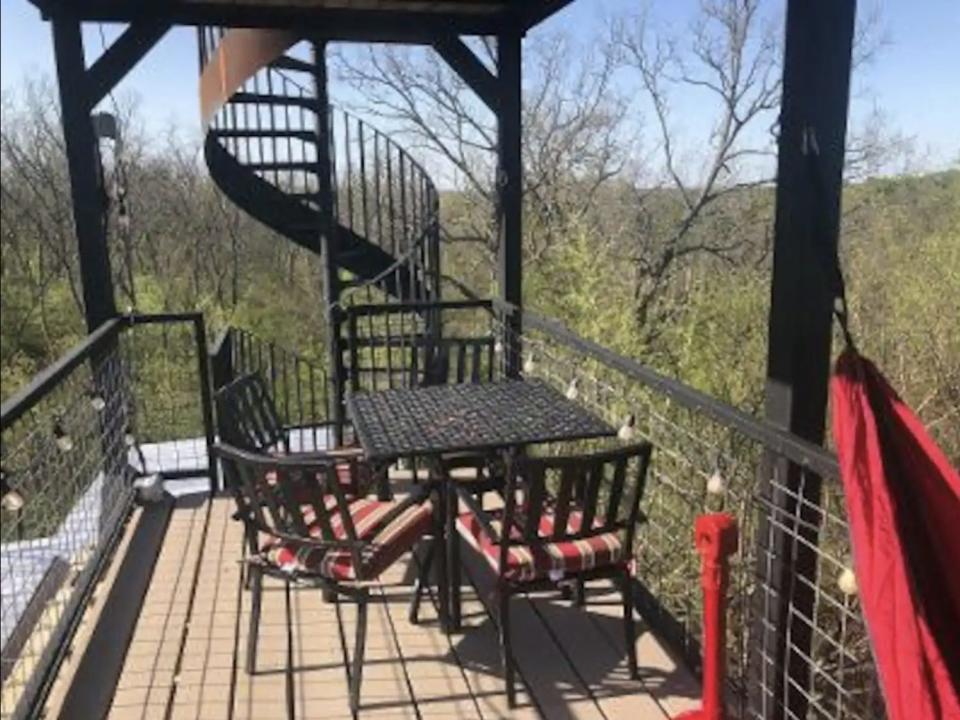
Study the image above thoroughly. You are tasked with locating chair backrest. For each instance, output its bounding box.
[418,337,496,387]
[215,372,288,453]
[498,443,653,568]
[345,301,496,392]
[214,442,364,569]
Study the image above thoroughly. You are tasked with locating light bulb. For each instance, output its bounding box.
[1,468,24,511]
[522,355,536,374]
[837,566,858,596]
[493,339,504,355]
[617,415,636,442]
[565,378,579,401]
[88,393,106,412]
[54,422,74,452]
[706,470,725,495]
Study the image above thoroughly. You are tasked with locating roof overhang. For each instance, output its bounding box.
[31,0,576,39]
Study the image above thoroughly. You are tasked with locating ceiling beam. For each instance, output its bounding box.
[434,37,499,112]
[37,1,518,39]
[86,20,170,108]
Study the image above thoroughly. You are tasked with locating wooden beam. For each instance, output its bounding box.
[86,20,170,108]
[37,1,516,39]
[522,0,576,27]
[434,37,500,111]
[311,41,346,446]
[51,17,118,332]
[752,1,857,719]
[496,31,522,377]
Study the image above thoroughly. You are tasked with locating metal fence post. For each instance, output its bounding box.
[192,316,217,495]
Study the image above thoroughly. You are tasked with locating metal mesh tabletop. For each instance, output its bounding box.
[347,379,615,460]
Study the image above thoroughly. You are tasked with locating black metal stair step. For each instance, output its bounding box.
[271,56,315,74]
[211,128,316,142]
[230,92,317,110]
[246,160,320,172]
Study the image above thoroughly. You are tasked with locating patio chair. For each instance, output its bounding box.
[417,336,496,387]
[214,443,437,715]
[215,372,377,509]
[450,443,653,706]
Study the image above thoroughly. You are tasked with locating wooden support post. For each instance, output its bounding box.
[496,30,523,377]
[311,41,345,445]
[752,1,857,719]
[51,16,118,333]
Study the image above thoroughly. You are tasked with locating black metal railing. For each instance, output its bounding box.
[209,326,334,454]
[197,28,441,307]
[488,301,884,720]
[0,313,214,720]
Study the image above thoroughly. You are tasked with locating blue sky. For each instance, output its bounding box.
[2,0,958,169]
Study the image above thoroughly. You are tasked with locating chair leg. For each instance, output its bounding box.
[621,568,638,680]
[434,485,449,632]
[284,580,296,720]
[409,538,435,624]
[349,590,369,716]
[573,579,586,607]
[447,485,462,632]
[246,564,263,675]
[499,592,516,708]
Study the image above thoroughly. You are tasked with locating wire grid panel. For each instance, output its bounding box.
[1,344,135,720]
[498,315,885,720]
[122,322,208,475]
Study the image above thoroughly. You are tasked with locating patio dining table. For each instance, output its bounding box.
[345,378,616,631]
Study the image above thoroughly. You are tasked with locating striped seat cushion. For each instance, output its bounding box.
[262,497,432,582]
[457,507,624,582]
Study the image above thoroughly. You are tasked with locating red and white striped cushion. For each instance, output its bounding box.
[263,498,432,582]
[457,507,624,582]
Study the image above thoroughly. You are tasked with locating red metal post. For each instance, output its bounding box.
[675,513,739,720]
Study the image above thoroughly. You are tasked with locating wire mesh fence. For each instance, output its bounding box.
[0,314,214,720]
[491,303,885,720]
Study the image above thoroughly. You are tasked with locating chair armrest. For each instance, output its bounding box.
[454,484,503,544]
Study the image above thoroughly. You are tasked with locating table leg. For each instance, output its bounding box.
[447,480,462,632]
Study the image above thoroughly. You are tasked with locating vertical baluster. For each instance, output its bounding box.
[344,114,354,233]
[373,131,383,249]
[358,120,370,241]
[398,153,408,301]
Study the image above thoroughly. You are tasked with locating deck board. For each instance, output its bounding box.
[96,496,697,719]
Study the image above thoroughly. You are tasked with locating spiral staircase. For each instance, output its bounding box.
[197,28,441,307]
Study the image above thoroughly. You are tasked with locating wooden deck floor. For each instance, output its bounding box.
[95,496,700,720]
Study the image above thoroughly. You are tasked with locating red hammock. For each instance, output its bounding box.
[831,349,960,720]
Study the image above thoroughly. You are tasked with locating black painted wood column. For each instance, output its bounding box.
[51,16,118,332]
[752,1,857,718]
[311,40,345,445]
[496,30,523,377]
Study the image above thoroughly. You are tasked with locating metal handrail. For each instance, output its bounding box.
[489,298,840,478]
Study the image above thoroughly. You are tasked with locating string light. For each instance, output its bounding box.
[1,469,25,513]
[493,338,504,355]
[522,354,536,374]
[617,414,636,442]
[837,566,858,596]
[565,378,579,401]
[54,421,74,452]
[706,469,725,495]
[87,388,106,412]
